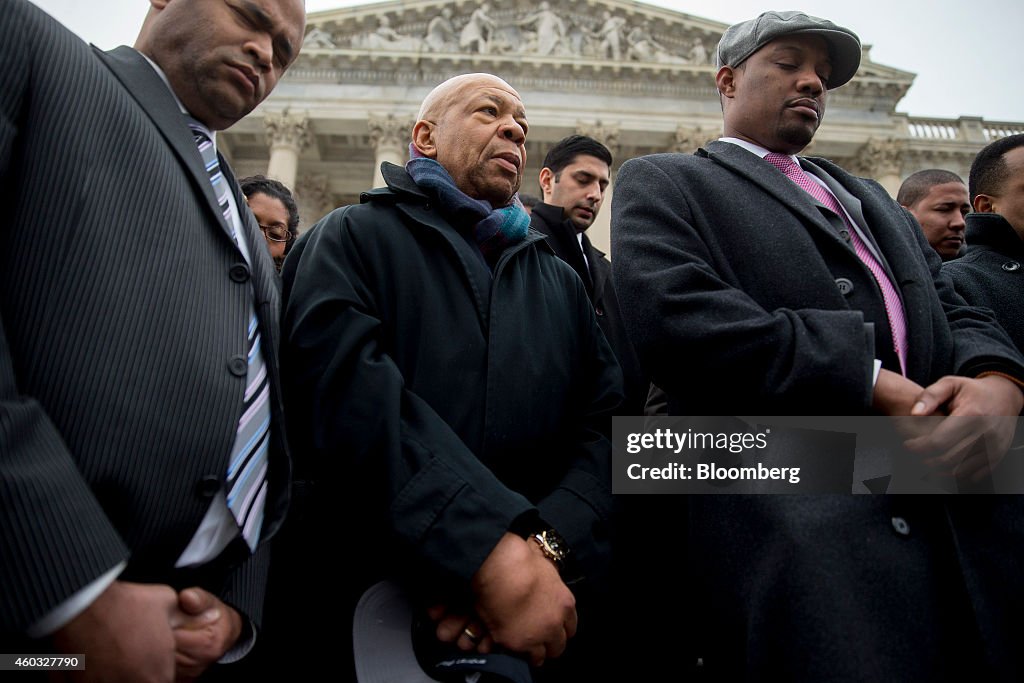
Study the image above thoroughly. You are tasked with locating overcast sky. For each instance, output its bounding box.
[27,0,1024,123]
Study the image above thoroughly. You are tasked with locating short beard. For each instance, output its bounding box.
[777,119,820,154]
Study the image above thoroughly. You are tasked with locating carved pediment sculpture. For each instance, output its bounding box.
[306,0,723,65]
[352,16,424,51]
[297,0,909,104]
[302,25,336,49]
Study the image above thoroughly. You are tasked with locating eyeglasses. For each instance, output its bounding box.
[259,224,292,242]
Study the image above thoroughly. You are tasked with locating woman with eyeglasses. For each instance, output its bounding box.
[240,175,300,272]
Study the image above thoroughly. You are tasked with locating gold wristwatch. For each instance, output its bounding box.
[531,529,570,571]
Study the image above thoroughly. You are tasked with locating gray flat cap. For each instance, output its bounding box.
[716,10,862,89]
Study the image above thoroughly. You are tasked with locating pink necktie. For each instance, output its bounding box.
[764,152,908,375]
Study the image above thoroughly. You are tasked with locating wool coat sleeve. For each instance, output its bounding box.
[920,223,1024,379]
[883,199,1024,381]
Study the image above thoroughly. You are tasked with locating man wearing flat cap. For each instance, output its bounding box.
[612,10,1024,681]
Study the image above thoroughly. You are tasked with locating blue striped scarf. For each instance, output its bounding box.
[406,144,530,266]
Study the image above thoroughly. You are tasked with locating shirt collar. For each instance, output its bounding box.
[719,137,798,164]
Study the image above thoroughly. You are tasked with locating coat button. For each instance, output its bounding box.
[1002,261,1020,272]
[835,278,854,295]
[595,306,605,317]
[839,229,851,242]
[196,475,221,498]
[228,355,248,377]
[891,516,910,536]
[230,263,250,282]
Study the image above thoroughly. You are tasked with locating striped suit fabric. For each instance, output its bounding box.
[0,0,289,637]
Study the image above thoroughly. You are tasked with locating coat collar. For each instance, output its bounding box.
[367,163,466,247]
[365,163,550,327]
[370,162,550,262]
[530,202,594,294]
[531,201,568,231]
[965,212,1024,257]
[531,201,606,258]
[366,161,431,202]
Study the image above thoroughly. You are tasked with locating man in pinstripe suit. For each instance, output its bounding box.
[0,0,305,680]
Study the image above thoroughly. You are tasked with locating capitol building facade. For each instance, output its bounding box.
[222,0,1024,252]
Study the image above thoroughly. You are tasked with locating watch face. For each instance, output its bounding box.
[542,530,568,559]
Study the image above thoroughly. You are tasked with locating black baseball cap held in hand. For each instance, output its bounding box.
[715,10,862,89]
[353,580,533,683]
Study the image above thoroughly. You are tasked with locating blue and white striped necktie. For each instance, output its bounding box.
[188,119,270,552]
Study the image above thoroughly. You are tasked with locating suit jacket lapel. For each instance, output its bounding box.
[809,157,937,376]
[222,159,278,307]
[801,159,885,264]
[94,46,236,242]
[704,141,849,251]
[806,158,910,290]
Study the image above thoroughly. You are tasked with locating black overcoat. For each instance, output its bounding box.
[530,202,648,415]
[270,163,623,675]
[609,142,1024,681]
[945,212,1024,354]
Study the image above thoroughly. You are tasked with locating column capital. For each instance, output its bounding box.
[264,108,313,152]
[673,124,721,153]
[850,137,904,177]
[368,113,415,151]
[576,120,620,155]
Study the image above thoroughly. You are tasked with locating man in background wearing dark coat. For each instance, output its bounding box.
[945,133,1024,353]
[530,135,648,415]
[0,0,305,680]
[612,10,1024,681]
[276,73,621,680]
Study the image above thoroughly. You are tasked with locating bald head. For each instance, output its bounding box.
[417,73,517,122]
[411,73,528,206]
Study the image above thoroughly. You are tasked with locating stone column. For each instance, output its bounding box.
[263,109,312,190]
[369,114,414,188]
[577,120,620,255]
[852,137,905,197]
[293,173,333,231]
